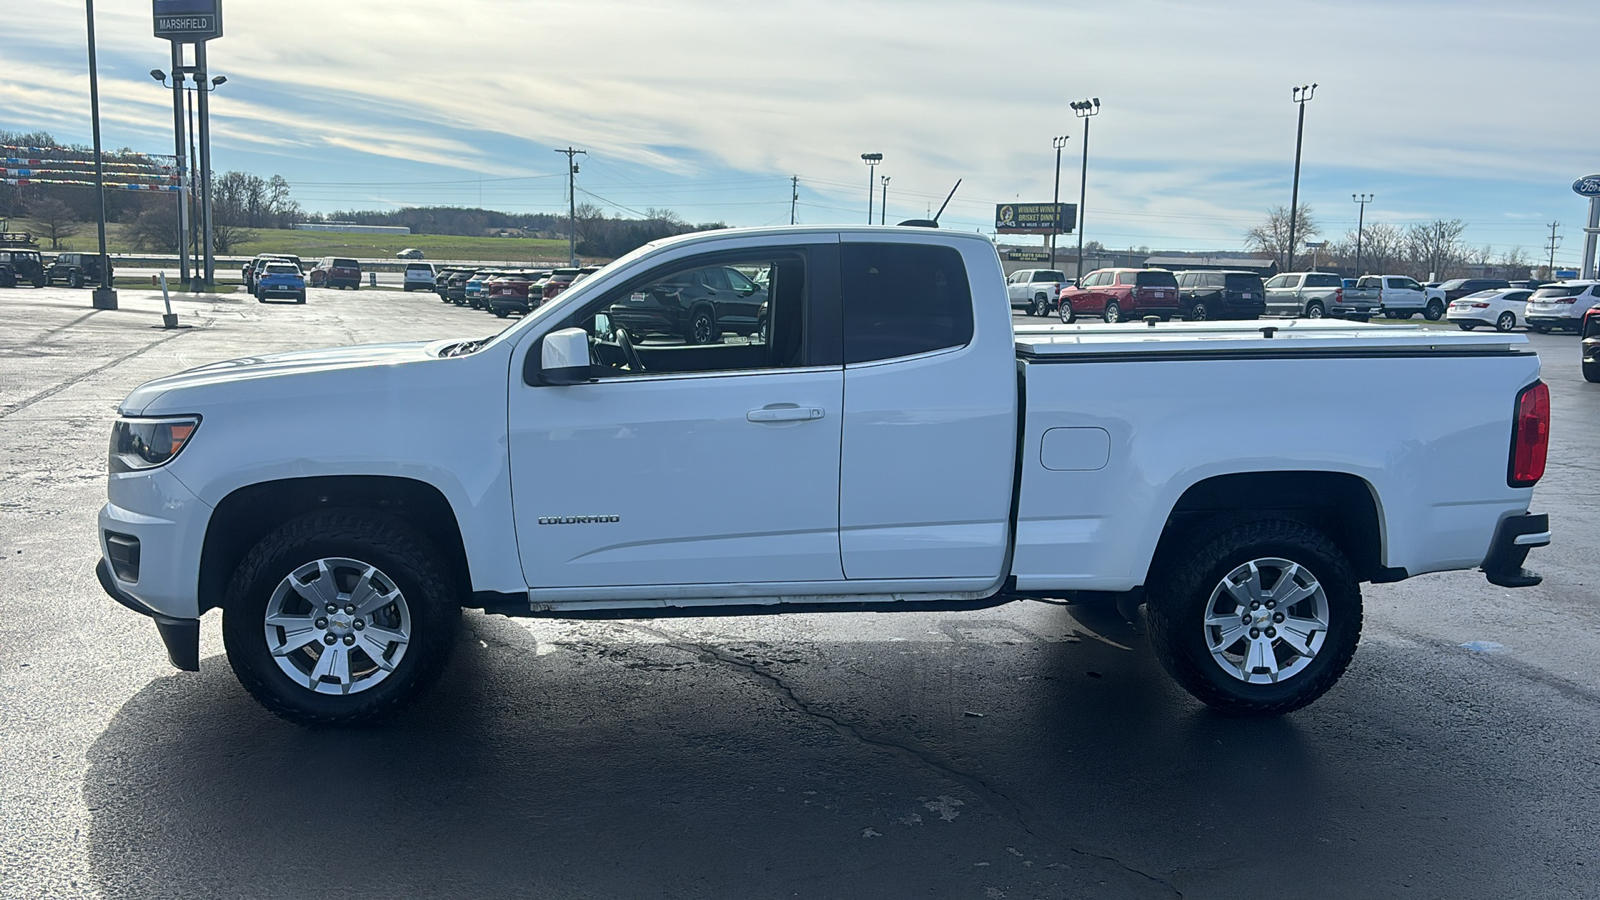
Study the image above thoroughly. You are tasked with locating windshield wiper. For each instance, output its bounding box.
[439,338,490,358]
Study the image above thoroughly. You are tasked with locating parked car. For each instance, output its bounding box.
[1006,268,1070,316]
[44,252,113,288]
[1582,307,1600,382]
[254,261,306,303]
[463,271,500,309]
[1057,268,1179,323]
[95,225,1551,726]
[242,254,301,293]
[0,248,49,288]
[606,263,767,343]
[443,270,476,305]
[1347,275,1444,320]
[540,267,583,303]
[396,248,425,260]
[1437,278,1511,303]
[402,262,437,292]
[1447,288,1533,332]
[488,271,548,318]
[1262,271,1370,319]
[1524,281,1600,333]
[308,257,362,290]
[1174,270,1266,320]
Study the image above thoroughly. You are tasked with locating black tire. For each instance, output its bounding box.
[1188,301,1209,321]
[296,292,306,304]
[1058,302,1075,324]
[1304,301,1325,319]
[1146,516,1362,716]
[31,273,46,288]
[1102,301,1121,324]
[1457,323,1476,331]
[69,270,85,288]
[1424,300,1444,321]
[688,307,717,344]
[1496,312,1516,332]
[1032,294,1050,317]
[1584,361,1600,383]
[1387,310,1411,320]
[1530,324,1549,334]
[221,509,461,726]
[0,270,15,289]
[493,308,508,318]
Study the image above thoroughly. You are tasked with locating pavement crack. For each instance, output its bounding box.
[1068,848,1184,898]
[613,621,1039,838]
[0,327,198,419]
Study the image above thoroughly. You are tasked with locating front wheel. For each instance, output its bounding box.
[222,510,460,725]
[1103,301,1121,324]
[1188,301,1209,321]
[688,308,717,344]
[1032,294,1050,317]
[1058,302,1075,324]
[1424,300,1444,321]
[1146,517,1361,716]
[69,270,85,288]
[1584,361,1600,383]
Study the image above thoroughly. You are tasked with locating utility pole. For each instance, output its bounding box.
[555,147,586,266]
[790,175,798,225]
[85,0,116,309]
[1546,221,1562,276]
[880,175,890,225]
[1352,193,1373,276]
[1287,83,1317,272]
[195,41,214,285]
[1050,135,1068,269]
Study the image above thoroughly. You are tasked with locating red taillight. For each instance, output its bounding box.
[1509,381,1549,487]
[1334,288,1343,303]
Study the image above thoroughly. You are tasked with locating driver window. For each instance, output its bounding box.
[574,252,808,378]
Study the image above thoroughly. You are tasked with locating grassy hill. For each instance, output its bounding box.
[56,225,583,264]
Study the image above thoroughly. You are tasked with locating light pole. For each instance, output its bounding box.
[153,69,225,286]
[1050,134,1068,269]
[85,0,116,309]
[1070,98,1100,284]
[861,153,882,223]
[879,175,890,225]
[1352,193,1373,275]
[1287,83,1317,271]
[150,67,189,285]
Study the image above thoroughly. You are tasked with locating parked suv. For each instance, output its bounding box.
[606,263,767,343]
[44,252,113,288]
[242,254,302,293]
[1582,307,1600,382]
[1437,277,1511,303]
[1262,271,1370,319]
[1006,268,1070,316]
[308,257,361,290]
[1057,268,1179,323]
[402,262,436,292]
[255,261,306,303]
[1524,281,1600,333]
[1174,270,1266,320]
[0,249,49,288]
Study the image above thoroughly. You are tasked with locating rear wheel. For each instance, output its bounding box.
[1458,323,1476,331]
[1496,312,1516,332]
[1032,294,1050,317]
[1146,517,1362,716]
[1530,324,1549,334]
[493,308,508,318]
[1188,301,1209,321]
[1305,301,1325,319]
[69,270,84,288]
[222,510,460,726]
[688,307,717,344]
[296,292,306,304]
[1103,301,1121,324]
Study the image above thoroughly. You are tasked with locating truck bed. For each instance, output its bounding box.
[1013,318,1525,358]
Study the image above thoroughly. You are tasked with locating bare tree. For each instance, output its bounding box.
[1406,219,1468,281]
[1245,205,1319,270]
[26,197,83,250]
[1499,246,1529,269]
[1355,223,1406,275]
[1469,244,1495,267]
[211,222,255,253]
[128,204,179,253]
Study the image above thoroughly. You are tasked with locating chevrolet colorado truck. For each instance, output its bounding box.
[97,225,1552,725]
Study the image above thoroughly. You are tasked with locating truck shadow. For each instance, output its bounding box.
[82,608,1552,899]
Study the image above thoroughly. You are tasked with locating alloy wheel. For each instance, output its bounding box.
[1201,557,1329,684]
[262,557,412,696]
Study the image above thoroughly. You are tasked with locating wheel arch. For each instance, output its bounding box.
[1148,471,1389,585]
[199,475,472,614]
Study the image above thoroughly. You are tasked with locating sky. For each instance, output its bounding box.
[4,0,1598,265]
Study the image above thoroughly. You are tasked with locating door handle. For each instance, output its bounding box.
[747,405,825,423]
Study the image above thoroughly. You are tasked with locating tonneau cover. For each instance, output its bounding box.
[1014,319,1527,358]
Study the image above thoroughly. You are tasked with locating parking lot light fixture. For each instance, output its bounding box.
[1288,83,1317,270]
[1070,99,1100,284]
[861,153,883,223]
[1051,135,1069,268]
[880,175,890,225]
[1353,193,1373,275]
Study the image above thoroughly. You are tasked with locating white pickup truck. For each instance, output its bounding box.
[97,226,1552,725]
[1347,275,1447,320]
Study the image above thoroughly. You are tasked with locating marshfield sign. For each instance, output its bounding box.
[995,203,1076,235]
[153,0,223,41]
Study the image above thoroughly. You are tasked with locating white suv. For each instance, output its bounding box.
[1524,281,1600,333]
[402,262,436,292]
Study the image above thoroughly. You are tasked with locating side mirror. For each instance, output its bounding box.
[539,327,592,385]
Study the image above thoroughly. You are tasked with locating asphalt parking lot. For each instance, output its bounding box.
[3,284,1598,899]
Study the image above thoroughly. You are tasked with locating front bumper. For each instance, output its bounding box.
[97,558,199,670]
[1480,512,1549,588]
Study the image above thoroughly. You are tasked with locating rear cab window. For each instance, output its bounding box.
[842,243,972,364]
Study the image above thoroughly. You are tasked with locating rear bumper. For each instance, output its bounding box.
[1480,512,1549,588]
[96,558,200,671]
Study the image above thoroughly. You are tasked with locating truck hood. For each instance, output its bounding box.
[119,341,451,415]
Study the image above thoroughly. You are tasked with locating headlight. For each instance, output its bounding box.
[108,416,201,473]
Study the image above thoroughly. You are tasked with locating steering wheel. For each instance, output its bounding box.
[615,326,645,372]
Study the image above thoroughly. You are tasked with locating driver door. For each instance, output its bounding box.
[508,240,846,590]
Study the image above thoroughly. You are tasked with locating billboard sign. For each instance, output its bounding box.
[995,203,1075,235]
[1005,250,1052,262]
[153,0,223,41]
[1573,175,1600,197]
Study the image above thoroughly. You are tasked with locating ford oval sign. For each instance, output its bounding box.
[1574,175,1600,197]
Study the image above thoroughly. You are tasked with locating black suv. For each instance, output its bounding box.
[1175,270,1267,320]
[0,249,47,288]
[44,252,113,288]
[1437,277,1511,303]
[607,264,767,344]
